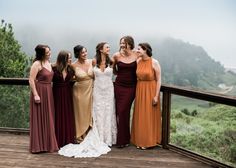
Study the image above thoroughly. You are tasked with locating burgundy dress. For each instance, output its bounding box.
[114,61,137,146]
[30,67,58,153]
[52,66,75,148]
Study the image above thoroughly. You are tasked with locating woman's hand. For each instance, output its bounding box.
[152,96,158,106]
[34,95,41,104]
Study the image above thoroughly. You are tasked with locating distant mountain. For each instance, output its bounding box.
[14,29,236,93]
[153,37,226,89]
[225,67,236,74]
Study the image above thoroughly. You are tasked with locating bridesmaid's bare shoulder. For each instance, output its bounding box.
[152,58,161,71]
[71,61,78,69]
[137,57,142,63]
[112,52,122,62]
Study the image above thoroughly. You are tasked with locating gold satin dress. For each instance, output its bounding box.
[73,61,93,142]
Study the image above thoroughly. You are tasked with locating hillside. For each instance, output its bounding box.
[153,38,224,88]
[13,28,236,94]
[150,37,236,94]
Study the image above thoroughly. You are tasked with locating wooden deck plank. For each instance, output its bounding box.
[0,133,213,168]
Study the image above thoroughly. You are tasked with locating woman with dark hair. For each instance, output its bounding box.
[58,43,113,158]
[112,35,138,147]
[92,42,117,146]
[71,45,93,143]
[131,43,162,149]
[52,51,75,148]
[29,44,58,153]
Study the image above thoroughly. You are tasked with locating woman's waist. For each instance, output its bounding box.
[137,78,155,82]
[36,80,52,84]
[114,80,136,87]
[94,81,114,88]
[74,79,93,85]
[53,82,71,87]
[116,74,136,81]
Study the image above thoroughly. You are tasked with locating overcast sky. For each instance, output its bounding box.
[1,0,236,67]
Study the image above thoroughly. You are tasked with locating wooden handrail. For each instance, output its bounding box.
[0,77,235,168]
[1,77,235,107]
[0,78,28,85]
[161,84,236,106]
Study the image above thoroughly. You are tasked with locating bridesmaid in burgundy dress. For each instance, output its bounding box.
[29,44,58,153]
[113,36,138,147]
[52,51,75,148]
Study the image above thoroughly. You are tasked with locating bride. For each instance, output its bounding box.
[58,42,117,158]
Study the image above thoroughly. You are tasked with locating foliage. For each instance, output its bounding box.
[171,104,236,167]
[0,85,29,128]
[0,19,29,77]
[0,20,30,128]
[181,108,198,116]
[152,38,235,91]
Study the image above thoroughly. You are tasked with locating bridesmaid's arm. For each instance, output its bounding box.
[92,58,96,67]
[67,65,76,86]
[112,53,119,75]
[29,61,41,103]
[132,49,139,60]
[152,58,161,105]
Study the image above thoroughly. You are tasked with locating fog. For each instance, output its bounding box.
[1,0,236,67]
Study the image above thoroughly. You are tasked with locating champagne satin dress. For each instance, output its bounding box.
[73,60,93,143]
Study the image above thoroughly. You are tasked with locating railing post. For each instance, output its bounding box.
[161,90,171,149]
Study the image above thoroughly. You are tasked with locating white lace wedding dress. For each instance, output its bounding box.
[58,66,117,158]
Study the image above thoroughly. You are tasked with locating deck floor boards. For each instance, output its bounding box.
[0,133,213,168]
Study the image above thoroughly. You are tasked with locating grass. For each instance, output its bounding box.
[170,98,236,167]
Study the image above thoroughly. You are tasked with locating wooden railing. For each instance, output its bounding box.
[161,85,236,168]
[0,78,235,168]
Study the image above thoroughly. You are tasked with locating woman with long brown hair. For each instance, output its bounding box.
[52,51,75,148]
[29,44,58,153]
[58,43,114,158]
[92,42,117,146]
[113,36,138,147]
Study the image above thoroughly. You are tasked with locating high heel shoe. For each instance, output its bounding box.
[117,144,129,148]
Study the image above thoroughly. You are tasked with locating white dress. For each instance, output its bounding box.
[58,66,117,158]
[93,66,117,146]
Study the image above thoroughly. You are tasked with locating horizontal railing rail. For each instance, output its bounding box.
[1,78,235,106]
[161,84,236,106]
[0,77,235,168]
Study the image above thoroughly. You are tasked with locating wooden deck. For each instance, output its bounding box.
[0,133,213,168]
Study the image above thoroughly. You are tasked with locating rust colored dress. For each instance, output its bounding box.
[131,58,161,148]
[30,67,59,153]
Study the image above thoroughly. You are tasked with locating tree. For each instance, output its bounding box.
[0,19,29,77]
[0,20,30,128]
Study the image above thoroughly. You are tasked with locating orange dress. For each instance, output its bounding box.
[131,58,161,148]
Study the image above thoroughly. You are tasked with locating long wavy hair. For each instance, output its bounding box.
[119,35,135,51]
[33,44,50,62]
[95,42,112,68]
[55,51,73,73]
